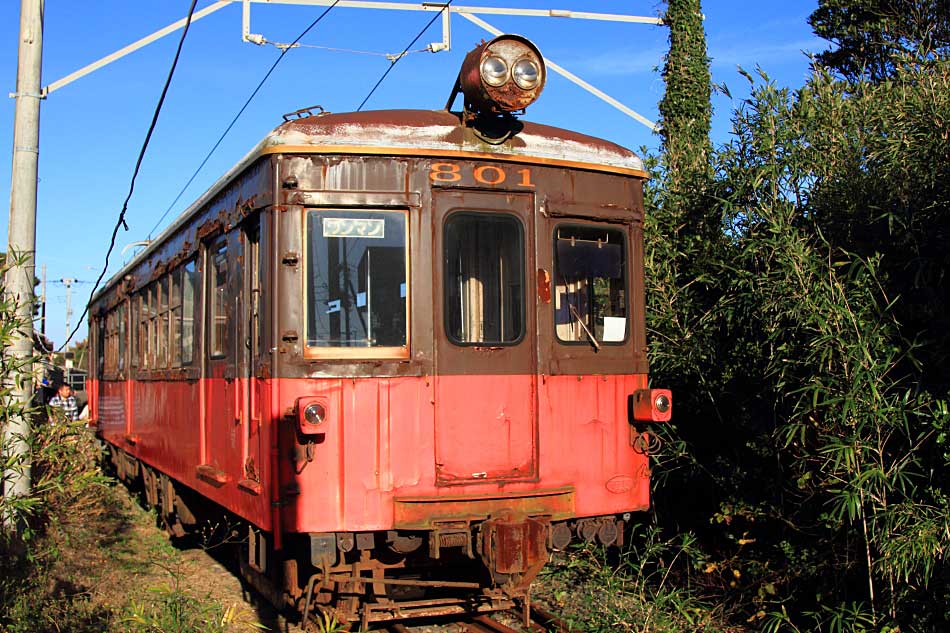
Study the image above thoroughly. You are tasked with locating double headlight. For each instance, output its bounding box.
[480,55,543,90]
[460,34,547,114]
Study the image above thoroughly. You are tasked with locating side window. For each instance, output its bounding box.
[553,225,628,344]
[157,276,169,368]
[131,296,140,369]
[104,312,114,375]
[209,241,228,358]
[305,210,408,351]
[96,318,105,377]
[182,259,196,364]
[170,268,182,367]
[148,284,159,368]
[117,302,126,373]
[141,289,152,369]
[444,212,524,345]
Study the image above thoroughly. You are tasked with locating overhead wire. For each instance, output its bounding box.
[59,0,200,352]
[357,0,455,112]
[148,0,343,239]
[259,38,430,62]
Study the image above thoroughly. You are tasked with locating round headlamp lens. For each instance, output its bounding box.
[512,59,540,89]
[480,55,509,87]
[304,403,326,425]
[654,394,670,414]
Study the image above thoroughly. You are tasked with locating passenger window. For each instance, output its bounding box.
[140,291,151,369]
[182,259,196,364]
[157,276,169,368]
[444,213,524,345]
[131,296,140,369]
[305,210,408,350]
[170,268,182,366]
[117,303,126,373]
[148,284,159,367]
[553,225,627,344]
[209,242,229,358]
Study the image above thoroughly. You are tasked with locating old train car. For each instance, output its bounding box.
[87,35,671,627]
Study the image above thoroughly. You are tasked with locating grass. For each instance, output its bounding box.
[0,423,264,633]
[534,526,745,633]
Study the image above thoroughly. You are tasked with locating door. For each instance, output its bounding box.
[239,217,265,494]
[433,190,538,485]
[200,235,241,485]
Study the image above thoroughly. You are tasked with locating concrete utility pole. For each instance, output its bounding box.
[3,0,44,529]
[62,278,74,337]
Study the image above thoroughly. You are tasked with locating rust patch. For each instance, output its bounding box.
[196,218,223,240]
[393,488,574,530]
[605,474,635,494]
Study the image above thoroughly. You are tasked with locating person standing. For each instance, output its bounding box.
[48,383,79,422]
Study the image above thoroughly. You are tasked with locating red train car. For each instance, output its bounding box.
[88,35,670,627]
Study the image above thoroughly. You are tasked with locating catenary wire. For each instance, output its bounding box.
[356,0,454,112]
[148,0,342,239]
[59,0,200,352]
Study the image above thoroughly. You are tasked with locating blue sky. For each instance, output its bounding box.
[2,1,823,347]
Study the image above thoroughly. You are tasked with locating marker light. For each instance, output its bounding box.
[630,389,673,424]
[297,398,329,435]
[458,34,547,114]
[304,403,326,425]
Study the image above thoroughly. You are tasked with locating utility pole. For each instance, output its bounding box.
[3,0,44,531]
[62,278,74,338]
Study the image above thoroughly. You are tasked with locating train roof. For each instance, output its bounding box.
[94,109,645,304]
[267,109,645,175]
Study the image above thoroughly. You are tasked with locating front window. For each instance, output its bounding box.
[554,225,627,344]
[444,213,524,345]
[306,209,408,352]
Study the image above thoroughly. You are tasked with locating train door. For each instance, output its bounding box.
[238,216,265,495]
[199,235,242,486]
[433,190,539,485]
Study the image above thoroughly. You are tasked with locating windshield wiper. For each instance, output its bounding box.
[569,304,601,351]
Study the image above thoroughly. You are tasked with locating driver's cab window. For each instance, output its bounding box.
[554,225,627,344]
[444,212,524,345]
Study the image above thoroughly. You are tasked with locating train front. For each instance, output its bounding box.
[268,35,671,625]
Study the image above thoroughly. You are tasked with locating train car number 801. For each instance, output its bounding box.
[430,162,534,188]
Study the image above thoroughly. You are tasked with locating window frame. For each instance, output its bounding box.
[442,210,527,348]
[181,258,197,366]
[552,222,630,347]
[208,239,229,360]
[301,207,411,361]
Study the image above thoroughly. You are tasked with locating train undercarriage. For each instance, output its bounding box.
[109,446,625,629]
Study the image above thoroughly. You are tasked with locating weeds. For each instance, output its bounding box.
[121,563,265,633]
[539,525,733,632]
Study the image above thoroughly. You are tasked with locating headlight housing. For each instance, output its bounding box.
[459,34,546,114]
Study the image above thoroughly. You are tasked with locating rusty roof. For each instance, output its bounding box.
[266,109,644,174]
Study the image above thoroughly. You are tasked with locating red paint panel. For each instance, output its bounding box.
[434,374,537,484]
[280,373,649,534]
[97,376,272,531]
[97,372,650,538]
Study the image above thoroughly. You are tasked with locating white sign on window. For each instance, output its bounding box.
[323,218,385,239]
[602,317,626,342]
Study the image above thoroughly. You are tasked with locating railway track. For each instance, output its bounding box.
[382,603,571,633]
